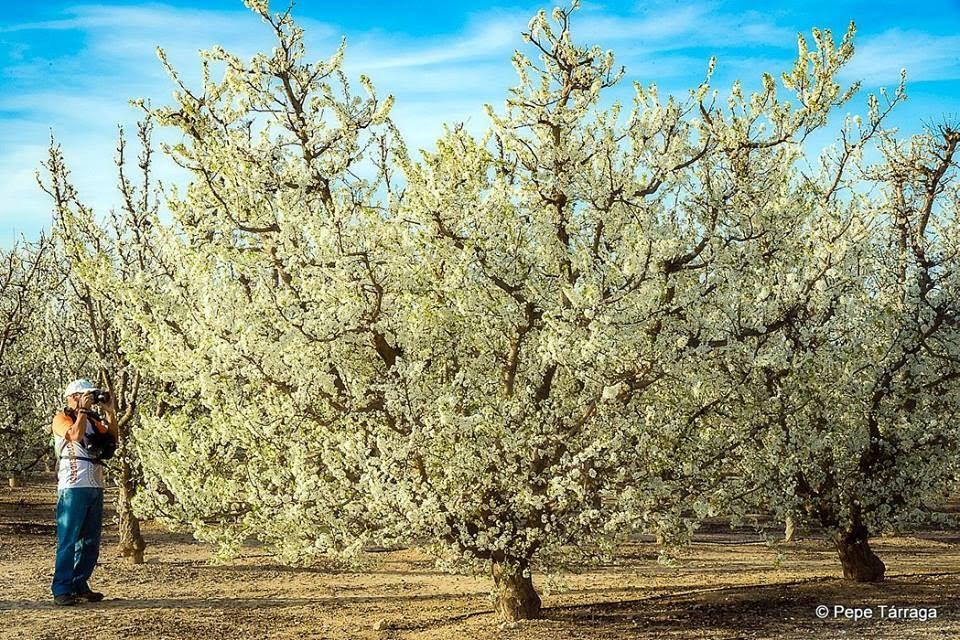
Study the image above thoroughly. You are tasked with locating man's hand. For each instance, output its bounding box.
[79,392,95,411]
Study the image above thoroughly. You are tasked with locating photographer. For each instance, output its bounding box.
[49,379,118,606]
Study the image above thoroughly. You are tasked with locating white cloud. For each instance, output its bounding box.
[0,142,51,247]
[575,5,794,49]
[0,3,301,244]
[4,1,951,247]
[349,13,527,70]
[0,2,535,246]
[841,29,960,86]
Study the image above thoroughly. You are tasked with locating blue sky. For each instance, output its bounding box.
[1,0,959,247]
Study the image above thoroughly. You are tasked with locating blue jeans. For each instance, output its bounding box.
[51,487,104,597]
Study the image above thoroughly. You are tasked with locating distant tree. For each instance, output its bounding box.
[0,236,55,484]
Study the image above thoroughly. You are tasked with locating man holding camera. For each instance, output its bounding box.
[50,379,118,606]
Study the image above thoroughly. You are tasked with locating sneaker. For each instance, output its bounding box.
[76,590,105,603]
[54,593,79,606]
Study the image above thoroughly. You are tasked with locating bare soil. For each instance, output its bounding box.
[3,476,959,640]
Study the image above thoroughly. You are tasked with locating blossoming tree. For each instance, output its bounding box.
[725,120,960,582]
[114,0,883,620]
[386,9,874,616]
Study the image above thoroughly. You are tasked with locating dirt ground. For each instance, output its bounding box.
[2,477,959,640]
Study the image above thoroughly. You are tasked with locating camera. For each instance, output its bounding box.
[90,389,111,405]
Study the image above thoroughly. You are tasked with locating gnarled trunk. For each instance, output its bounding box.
[491,558,541,621]
[833,519,885,582]
[116,458,145,564]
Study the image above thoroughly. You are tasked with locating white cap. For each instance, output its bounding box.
[64,379,98,398]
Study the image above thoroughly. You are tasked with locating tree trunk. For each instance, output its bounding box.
[8,476,21,488]
[833,519,885,582]
[116,457,146,564]
[491,559,541,621]
[783,515,796,542]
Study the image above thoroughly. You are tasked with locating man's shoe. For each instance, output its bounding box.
[76,590,104,603]
[54,593,79,606]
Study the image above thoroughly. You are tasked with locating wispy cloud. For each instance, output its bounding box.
[2,3,338,42]
[576,5,795,49]
[350,12,527,70]
[841,29,960,86]
[0,4,280,244]
[0,142,51,246]
[2,1,958,247]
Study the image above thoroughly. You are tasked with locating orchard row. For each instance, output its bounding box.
[2,1,958,621]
